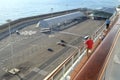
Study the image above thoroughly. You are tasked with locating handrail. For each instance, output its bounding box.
[73,13,119,80]
[44,49,79,80]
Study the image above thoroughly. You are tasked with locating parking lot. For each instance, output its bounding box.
[0,19,105,80]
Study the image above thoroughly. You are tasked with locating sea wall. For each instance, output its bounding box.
[0,8,89,40]
[0,8,81,30]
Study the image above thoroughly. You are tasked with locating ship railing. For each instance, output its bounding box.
[44,43,86,80]
[44,11,118,80]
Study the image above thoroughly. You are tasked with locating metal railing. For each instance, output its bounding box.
[44,12,118,80]
[44,44,85,80]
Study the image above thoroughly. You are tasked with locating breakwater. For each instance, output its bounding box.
[0,8,89,40]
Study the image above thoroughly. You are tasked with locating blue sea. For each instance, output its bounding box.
[0,0,120,25]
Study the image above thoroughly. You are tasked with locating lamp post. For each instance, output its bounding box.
[57,41,80,54]
[48,31,83,54]
[66,4,68,14]
[6,19,15,67]
[6,19,22,80]
[66,4,68,10]
[48,31,89,57]
[50,8,53,18]
[59,31,84,38]
[49,31,85,39]
[50,8,53,33]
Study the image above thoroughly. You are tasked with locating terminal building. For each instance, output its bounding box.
[38,11,86,32]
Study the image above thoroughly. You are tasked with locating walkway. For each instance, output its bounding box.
[108,29,120,80]
[98,16,120,80]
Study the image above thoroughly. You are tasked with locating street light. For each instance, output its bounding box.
[6,19,21,80]
[66,4,68,10]
[49,31,85,39]
[49,34,82,55]
[59,31,85,38]
[6,19,14,67]
[57,41,81,54]
[50,8,54,32]
[48,31,89,58]
[66,4,68,14]
[50,8,53,18]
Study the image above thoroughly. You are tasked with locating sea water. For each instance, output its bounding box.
[0,0,119,25]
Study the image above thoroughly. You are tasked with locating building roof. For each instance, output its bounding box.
[90,10,112,18]
[98,7,116,14]
[117,5,120,8]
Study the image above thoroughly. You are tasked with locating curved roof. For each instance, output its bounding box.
[90,10,112,18]
[39,11,85,28]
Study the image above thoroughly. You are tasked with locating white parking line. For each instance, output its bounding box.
[114,55,120,64]
[32,67,40,72]
[39,70,48,76]
[0,43,10,51]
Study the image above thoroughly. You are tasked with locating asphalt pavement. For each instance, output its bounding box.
[0,19,105,80]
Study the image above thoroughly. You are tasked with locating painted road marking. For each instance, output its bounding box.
[39,70,48,76]
[32,67,40,72]
[114,55,120,64]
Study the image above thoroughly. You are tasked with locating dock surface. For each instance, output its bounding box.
[0,19,104,80]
